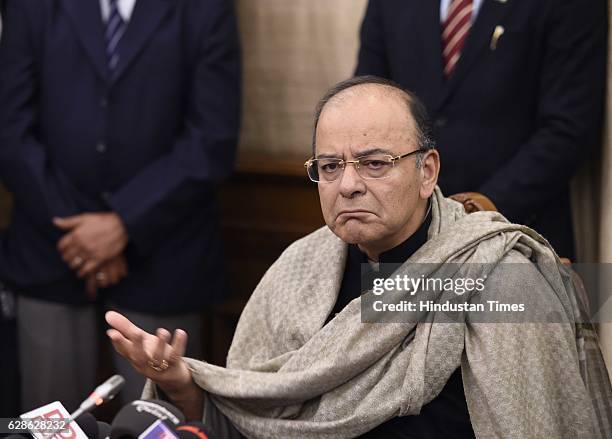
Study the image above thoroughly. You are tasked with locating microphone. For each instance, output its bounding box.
[109,399,185,439]
[75,412,99,439]
[98,421,111,439]
[176,422,218,439]
[29,376,124,439]
[73,375,125,418]
[74,412,111,439]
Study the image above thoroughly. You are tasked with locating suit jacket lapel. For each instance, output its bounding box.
[62,0,107,82]
[441,0,512,105]
[110,0,172,85]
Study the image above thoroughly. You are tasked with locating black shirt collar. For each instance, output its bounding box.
[347,204,432,265]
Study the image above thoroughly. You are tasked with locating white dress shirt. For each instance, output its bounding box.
[99,0,138,23]
[440,0,484,23]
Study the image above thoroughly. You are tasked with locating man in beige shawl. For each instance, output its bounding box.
[105,77,608,438]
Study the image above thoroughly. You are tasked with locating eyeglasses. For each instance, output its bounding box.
[304,150,426,183]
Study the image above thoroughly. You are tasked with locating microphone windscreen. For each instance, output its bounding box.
[98,421,111,439]
[176,422,218,439]
[75,412,100,439]
[110,399,185,439]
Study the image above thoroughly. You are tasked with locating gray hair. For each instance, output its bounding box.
[311,76,435,168]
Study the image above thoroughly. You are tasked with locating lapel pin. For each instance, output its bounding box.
[490,25,505,50]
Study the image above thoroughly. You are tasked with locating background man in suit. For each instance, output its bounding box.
[356,0,607,260]
[0,0,21,418]
[0,0,240,410]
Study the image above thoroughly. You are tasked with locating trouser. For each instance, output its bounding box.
[17,295,203,412]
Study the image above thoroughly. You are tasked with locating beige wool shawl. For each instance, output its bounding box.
[144,187,600,438]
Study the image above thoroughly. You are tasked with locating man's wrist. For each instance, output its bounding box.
[162,380,201,405]
[108,212,130,249]
[159,372,204,421]
[157,362,196,399]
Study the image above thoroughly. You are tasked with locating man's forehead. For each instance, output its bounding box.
[318,86,415,134]
[316,97,415,156]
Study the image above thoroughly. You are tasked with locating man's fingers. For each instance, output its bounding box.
[106,328,133,359]
[85,275,98,299]
[106,264,120,286]
[78,259,101,278]
[171,329,188,358]
[95,263,112,288]
[66,250,85,269]
[60,244,83,268]
[53,215,84,230]
[105,311,145,341]
[153,328,171,362]
[57,233,77,253]
[97,271,110,288]
[105,311,152,367]
[109,258,128,285]
[130,329,150,365]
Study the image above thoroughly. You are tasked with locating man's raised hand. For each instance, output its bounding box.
[105,311,192,392]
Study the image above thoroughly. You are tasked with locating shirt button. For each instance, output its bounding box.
[100,98,108,108]
[101,191,111,201]
[96,142,107,153]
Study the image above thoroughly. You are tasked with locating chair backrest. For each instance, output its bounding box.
[449,192,497,213]
[449,192,575,265]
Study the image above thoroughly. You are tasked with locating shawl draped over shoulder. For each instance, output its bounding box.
[144,187,605,438]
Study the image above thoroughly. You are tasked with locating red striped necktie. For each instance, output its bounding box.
[442,0,474,78]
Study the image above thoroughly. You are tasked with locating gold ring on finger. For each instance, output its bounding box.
[147,358,169,372]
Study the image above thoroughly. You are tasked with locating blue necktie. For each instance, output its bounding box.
[105,0,126,74]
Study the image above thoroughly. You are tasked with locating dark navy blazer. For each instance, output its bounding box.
[0,0,240,313]
[356,0,608,259]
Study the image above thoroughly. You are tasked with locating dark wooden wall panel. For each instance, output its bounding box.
[210,156,324,363]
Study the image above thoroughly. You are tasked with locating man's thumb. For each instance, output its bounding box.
[53,215,83,230]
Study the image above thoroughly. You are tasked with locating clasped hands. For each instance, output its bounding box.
[53,212,129,297]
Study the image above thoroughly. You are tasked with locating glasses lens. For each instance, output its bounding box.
[306,161,320,182]
[358,155,394,179]
[311,158,342,182]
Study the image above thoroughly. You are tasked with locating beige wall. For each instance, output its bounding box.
[236,0,368,157]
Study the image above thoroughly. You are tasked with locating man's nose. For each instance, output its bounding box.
[338,162,366,198]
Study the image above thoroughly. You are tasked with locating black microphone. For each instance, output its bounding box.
[176,422,218,439]
[109,399,185,439]
[75,412,99,439]
[74,412,111,439]
[97,421,111,439]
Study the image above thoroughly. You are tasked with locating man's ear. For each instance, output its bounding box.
[419,149,440,199]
